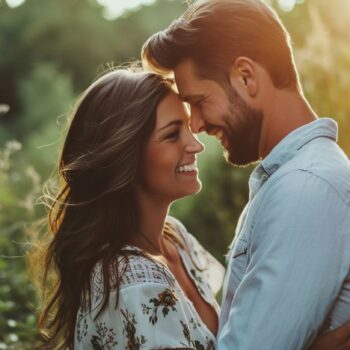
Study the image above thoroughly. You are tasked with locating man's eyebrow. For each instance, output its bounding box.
[180,94,205,102]
[157,120,183,133]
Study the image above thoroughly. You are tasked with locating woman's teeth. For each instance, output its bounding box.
[176,163,197,173]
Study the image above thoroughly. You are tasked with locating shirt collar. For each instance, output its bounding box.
[261,117,338,176]
[248,118,338,200]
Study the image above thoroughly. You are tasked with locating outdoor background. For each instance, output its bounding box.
[0,0,350,347]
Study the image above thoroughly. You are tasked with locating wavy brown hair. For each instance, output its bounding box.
[29,68,173,349]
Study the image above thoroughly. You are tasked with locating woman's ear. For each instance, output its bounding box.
[229,56,258,98]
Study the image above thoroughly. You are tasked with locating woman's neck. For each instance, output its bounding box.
[133,190,171,254]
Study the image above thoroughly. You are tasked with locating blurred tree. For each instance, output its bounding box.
[0,140,41,348]
[0,0,186,139]
[17,63,75,179]
[295,0,350,154]
[273,0,350,153]
[18,63,73,135]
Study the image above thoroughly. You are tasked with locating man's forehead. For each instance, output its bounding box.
[174,59,198,84]
[174,59,203,98]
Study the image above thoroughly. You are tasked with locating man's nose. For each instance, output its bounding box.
[190,109,206,134]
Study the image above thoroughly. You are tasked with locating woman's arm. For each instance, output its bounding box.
[310,321,350,350]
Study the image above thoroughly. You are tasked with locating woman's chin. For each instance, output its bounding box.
[176,181,202,200]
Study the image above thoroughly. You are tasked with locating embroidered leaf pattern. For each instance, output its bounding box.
[180,320,214,350]
[121,308,147,350]
[75,233,219,350]
[180,320,192,344]
[142,288,178,324]
[76,310,88,342]
[205,339,215,350]
[90,322,118,350]
[190,268,204,284]
[189,317,202,330]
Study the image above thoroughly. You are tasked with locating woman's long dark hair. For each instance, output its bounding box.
[29,68,172,349]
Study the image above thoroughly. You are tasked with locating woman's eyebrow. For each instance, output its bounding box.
[157,120,183,133]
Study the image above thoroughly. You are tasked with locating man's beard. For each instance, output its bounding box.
[223,87,263,167]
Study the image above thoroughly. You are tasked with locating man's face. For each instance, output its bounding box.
[174,59,263,166]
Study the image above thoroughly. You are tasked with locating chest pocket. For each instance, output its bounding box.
[229,234,249,284]
[232,233,249,258]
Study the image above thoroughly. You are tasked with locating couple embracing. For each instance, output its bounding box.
[32,1,350,349]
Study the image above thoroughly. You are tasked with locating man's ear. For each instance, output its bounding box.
[229,57,258,98]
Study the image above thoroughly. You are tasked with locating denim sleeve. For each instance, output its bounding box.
[217,170,350,350]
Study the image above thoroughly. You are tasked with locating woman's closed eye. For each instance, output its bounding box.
[166,129,180,141]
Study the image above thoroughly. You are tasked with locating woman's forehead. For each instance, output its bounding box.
[156,93,189,129]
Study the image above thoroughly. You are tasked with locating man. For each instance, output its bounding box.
[141,0,350,349]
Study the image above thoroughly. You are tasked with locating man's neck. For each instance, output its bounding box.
[259,89,317,159]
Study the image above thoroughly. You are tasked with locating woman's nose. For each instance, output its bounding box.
[186,133,205,154]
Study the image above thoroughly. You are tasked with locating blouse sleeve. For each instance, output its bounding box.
[167,216,225,295]
[76,282,198,350]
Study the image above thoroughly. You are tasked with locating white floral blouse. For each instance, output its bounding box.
[74,217,225,349]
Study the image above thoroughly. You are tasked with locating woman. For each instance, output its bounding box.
[31,67,350,350]
[32,68,224,350]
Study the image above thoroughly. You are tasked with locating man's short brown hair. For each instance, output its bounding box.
[142,0,300,90]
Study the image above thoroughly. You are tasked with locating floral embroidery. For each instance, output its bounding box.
[205,339,215,350]
[90,322,118,350]
[142,288,178,324]
[75,220,222,349]
[180,320,214,350]
[190,268,203,284]
[189,317,202,330]
[190,268,206,295]
[180,320,192,344]
[121,308,147,349]
[76,310,88,342]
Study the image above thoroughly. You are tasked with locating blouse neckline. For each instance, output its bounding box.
[121,242,218,339]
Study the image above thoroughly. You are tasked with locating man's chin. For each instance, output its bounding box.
[224,148,259,168]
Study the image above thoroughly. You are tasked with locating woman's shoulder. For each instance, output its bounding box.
[119,251,176,290]
[90,250,175,299]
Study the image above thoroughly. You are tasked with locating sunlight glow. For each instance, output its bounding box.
[278,0,296,12]
[0,104,10,116]
[96,0,156,19]
[5,0,25,7]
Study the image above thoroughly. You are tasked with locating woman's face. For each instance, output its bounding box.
[140,92,205,203]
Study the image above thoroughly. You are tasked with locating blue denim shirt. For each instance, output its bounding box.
[217,118,350,350]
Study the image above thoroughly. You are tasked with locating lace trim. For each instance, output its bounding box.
[91,253,176,298]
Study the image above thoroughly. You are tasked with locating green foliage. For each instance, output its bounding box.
[296,0,350,154]
[18,62,75,178]
[274,0,350,153]
[18,63,73,134]
[0,0,350,346]
[0,141,41,348]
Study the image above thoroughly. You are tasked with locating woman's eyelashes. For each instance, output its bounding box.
[166,129,180,141]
